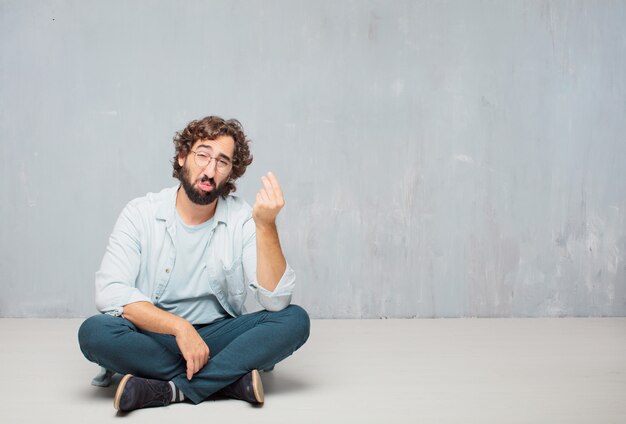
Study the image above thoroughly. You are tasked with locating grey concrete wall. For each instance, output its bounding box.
[1,0,625,318]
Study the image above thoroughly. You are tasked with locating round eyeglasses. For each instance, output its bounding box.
[190,150,232,174]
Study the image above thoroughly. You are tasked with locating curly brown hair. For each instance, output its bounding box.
[172,116,253,196]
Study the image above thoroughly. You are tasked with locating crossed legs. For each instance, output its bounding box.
[78,305,310,404]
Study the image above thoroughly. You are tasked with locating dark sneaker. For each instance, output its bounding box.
[218,369,264,404]
[114,374,173,412]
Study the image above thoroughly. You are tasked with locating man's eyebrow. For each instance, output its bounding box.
[195,144,232,162]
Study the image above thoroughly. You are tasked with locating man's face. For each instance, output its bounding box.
[177,135,235,205]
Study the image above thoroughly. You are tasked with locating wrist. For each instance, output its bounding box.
[255,221,277,232]
[173,318,192,337]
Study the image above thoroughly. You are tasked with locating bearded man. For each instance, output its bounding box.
[78,116,309,412]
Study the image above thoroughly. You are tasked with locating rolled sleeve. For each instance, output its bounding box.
[242,215,296,312]
[248,262,296,311]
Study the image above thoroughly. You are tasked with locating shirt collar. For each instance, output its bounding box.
[214,194,229,225]
[155,185,178,222]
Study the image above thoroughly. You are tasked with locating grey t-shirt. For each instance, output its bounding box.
[156,211,228,324]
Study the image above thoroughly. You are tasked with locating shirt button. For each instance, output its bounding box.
[165,268,170,273]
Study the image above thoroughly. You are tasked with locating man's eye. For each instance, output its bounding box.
[197,153,209,159]
[218,159,230,167]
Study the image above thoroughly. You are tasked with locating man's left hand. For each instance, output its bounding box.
[253,172,284,227]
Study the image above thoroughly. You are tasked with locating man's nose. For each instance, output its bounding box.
[201,159,217,178]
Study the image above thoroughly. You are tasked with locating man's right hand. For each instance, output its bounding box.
[175,323,210,380]
[122,301,211,380]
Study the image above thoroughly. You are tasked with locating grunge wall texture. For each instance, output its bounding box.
[1,0,624,318]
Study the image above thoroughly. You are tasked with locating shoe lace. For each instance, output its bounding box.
[144,380,172,406]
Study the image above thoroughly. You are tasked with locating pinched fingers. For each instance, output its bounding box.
[254,172,285,224]
[266,171,284,199]
[257,172,284,208]
[257,187,271,203]
[260,172,284,206]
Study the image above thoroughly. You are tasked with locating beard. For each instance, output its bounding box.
[179,164,228,206]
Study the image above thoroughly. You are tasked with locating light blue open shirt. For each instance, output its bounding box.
[95,185,296,319]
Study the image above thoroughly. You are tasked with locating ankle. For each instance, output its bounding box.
[169,381,186,403]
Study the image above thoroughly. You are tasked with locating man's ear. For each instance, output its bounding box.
[178,152,186,168]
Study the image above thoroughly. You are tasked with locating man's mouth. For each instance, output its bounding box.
[198,178,215,192]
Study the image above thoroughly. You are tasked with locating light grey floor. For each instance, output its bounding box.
[1,318,625,423]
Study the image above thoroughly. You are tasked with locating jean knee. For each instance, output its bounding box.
[78,315,103,359]
[284,304,310,345]
[78,314,121,359]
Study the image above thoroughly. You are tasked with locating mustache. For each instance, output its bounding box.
[200,176,216,186]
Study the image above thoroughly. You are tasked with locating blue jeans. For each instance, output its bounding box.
[78,305,310,404]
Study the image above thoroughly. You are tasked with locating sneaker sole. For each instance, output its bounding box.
[114,374,134,411]
[251,369,264,404]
